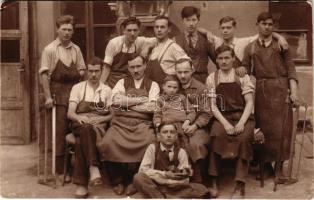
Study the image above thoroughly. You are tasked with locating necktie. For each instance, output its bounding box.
[188,33,194,49]
[261,40,266,47]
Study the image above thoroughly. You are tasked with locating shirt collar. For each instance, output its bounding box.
[258,37,272,47]
[160,143,174,152]
[87,80,103,93]
[55,37,73,49]
[223,38,236,48]
[185,30,198,38]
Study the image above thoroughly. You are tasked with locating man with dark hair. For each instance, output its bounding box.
[98,56,159,196]
[175,59,212,184]
[174,6,216,84]
[145,15,190,86]
[67,56,112,198]
[39,15,86,181]
[242,11,300,181]
[102,17,155,88]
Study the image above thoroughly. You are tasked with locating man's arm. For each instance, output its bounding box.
[234,92,254,134]
[41,72,53,108]
[67,101,90,124]
[100,63,111,83]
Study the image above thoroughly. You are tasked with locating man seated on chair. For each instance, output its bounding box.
[206,45,255,198]
[67,57,112,198]
[133,121,209,199]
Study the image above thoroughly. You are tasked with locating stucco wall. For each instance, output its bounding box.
[169,1,268,37]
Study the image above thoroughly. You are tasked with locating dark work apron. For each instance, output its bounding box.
[146,42,174,86]
[50,60,81,162]
[210,72,254,160]
[107,43,138,88]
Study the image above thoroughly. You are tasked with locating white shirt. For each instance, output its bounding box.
[112,77,160,102]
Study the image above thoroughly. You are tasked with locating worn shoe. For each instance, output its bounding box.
[75,185,89,199]
[231,181,245,199]
[125,183,138,196]
[113,183,125,195]
[208,178,219,198]
[89,177,103,187]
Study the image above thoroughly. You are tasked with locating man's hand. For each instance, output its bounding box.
[76,115,90,124]
[234,122,244,135]
[164,171,186,180]
[45,97,54,109]
[290,90,300,107]
[181,120,190,131]
[183,124,198,136]
[254,129,265,144]
[235,66,247,77]
[224,123,235,136]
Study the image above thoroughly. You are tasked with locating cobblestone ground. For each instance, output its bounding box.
[1,132,313,199]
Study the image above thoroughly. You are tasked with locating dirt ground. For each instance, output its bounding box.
[1,132,314,199]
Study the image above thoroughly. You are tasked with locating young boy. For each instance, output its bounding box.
[133,121,208,198]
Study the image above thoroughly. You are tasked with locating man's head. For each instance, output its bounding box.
[181,6,200,33]
[175,58,194,85]
[154,15,172,41]
[56,15,75,44]
[87,57,103,85]
[121,17,141,44]
[215,45,235,71]
[127,56,146,80]
[256,12,274,38]
[157,121,178,148]
[219,16,237,41]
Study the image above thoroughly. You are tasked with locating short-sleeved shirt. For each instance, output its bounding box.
[206,68,255,95]
[213,35,258,61]
[69,81,112,107]
[149,38,191,75]
[39,38,86,75]
[104,35,156,66]
[112,77,160,102]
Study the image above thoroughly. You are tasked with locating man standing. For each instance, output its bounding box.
[242,12,299,179]
[102,17,155,88]
[39,15,86,180]
[175,58,212,183]
[174,6,216,84]
[67,57,112,198]
[146,15,190,86]
[98,56,159,196]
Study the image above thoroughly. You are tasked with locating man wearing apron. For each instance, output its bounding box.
[146,15,190,86]
[98,56,159,196]
[67,57,112,198]
[39,15,86,181]
[174,6,216,84]
[242,12,299,180]
[102,17,156,88]
[206,45,255,198]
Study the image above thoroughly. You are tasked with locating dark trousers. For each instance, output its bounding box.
[72,123,100,186]
[208,152,249,183]
[105,161,140,186]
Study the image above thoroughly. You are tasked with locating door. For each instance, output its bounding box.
[1,1,30,144]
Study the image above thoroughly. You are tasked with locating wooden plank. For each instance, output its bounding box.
[1,30,21,39]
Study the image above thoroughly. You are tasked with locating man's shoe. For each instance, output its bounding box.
[125,183,138,196]
[231,181,245,199]
[208,178,219,198]
[75,185,89,199]
[89,177,103,187]
[113,183,125,195]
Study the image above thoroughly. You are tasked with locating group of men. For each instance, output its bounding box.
[39,5,300,199]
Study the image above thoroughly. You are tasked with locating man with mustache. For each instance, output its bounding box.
[98,56,159,196]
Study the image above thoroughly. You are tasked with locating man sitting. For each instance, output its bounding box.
[67,57,112,198]
[133,121,209,198]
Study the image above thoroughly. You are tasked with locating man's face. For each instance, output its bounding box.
[57,23,74,43]
[220,21,235,41]
[175,61,193,85]
[154,19,170,40]
[257,19,274,37]
[123,23,140,43]
[87,64,102,84]
[216,50,235,71]
[158,124,178,148]
[128,57,146,80]
[182,14,199,33]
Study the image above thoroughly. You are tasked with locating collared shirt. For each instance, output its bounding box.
[258,38,272,47]
[180,78,211,128]
[104,35,156,66]
[39,38,86,74]
[69,81,112,107]
[184,31,198,48]
[213,35,258,61]
[138,143,191,185]
[149,38,191,75]
[206,68,255,95]
[111,77,160,102]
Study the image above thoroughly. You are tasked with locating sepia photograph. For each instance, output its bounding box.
[0,0,313,199]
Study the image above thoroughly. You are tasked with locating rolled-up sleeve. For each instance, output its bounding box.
[39,48,52,74]
[240,75,255,95]
[148,82,160,102]
[76,48,86,71]
[69,84,80,104]
[104,39,117,66]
